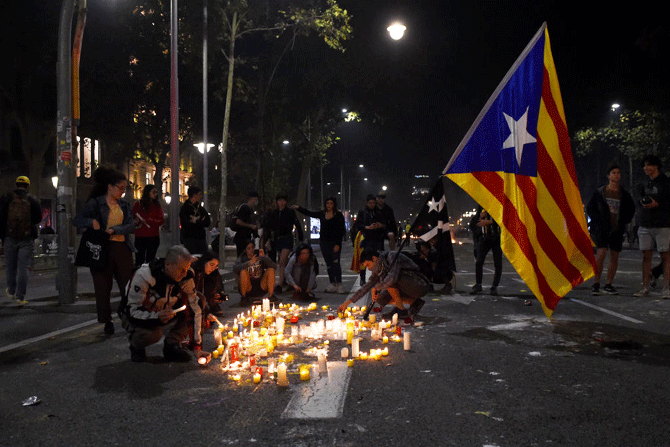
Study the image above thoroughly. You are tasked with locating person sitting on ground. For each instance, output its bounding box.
[285,242,319,301]
[338,248,431,318]
[120,245,211,363]
[191,250,228,317]
[233,240,277,306]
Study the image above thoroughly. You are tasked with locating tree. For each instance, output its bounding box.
[574,109,670,190]
[213,0,352,262]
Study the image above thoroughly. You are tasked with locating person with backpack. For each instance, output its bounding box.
[0,176,42,306]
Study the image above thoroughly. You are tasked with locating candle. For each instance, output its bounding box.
[382,347,389,356]
[382,336,389,344]
[352,337,360,358]
[346,329,354,345]
[212,350,219,359]
[228,331,234,339]
[277,363,289,386]
[317,354,327,374]
[299,365,311,381]
[347,358,354,367]
[404,332,411,351]
[276,317,285,334]
[392,313,398,326]
[360,352,368,360]
[262,298,270,312]
[371,329,380,341]
[341,347,349,358]
[198,356,208,365]
[253,373,262,384]
[369,314,376,324]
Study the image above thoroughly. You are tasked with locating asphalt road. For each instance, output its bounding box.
[2,241,670,446]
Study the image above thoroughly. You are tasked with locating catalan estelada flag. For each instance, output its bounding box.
[443,23,595,318]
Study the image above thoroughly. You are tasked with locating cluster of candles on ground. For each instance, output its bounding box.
[206,298,412,386]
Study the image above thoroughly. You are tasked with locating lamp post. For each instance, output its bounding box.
[201,0,209,210]
[194,143,215,209]
[169,0,180,246]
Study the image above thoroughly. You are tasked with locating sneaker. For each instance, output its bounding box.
[6,288,15,301]
[470,284,482,295]
[408,298,425,317]
[663,287,670,299]
[130,346,147,363]
[325,283,337,293]
[163,343,192,362]
[16,299,28,306]
[104,321,115,335]
[633,288,649,297]
[602,284,618,295]
[591,283,601,296]
[489,287,498,296]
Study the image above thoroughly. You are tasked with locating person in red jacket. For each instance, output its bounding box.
[133,185,165,267]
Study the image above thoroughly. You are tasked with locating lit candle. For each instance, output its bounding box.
[392,313,398,326]
[277,363,289,386]
[262,298,270,312]
[347,358,354,367]
[346,328,354,345]
[352,338,360,358]
[212,350,219,359]
[382,336,389,344]
[253,373,261,384]
[382,347,389,356]
[360,352,368,360]
[369,314,376,324]
[198,356,208,365]
[228,331,234,339]
[299,365,311,381]
[404,332,411,351]
[276,317,285,334]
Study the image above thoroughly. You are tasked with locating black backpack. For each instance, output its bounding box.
[6,192,32,239]
[227,204,245,232]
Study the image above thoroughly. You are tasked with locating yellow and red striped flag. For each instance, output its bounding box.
[444,23,595,317]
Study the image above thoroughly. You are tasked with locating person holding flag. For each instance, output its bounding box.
[469,206,502,295]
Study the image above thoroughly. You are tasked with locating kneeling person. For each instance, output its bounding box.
[121,245,210,363]
[338,248,430,317]
[234,240,277,306]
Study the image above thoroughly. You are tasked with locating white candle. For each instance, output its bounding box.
[277,363,289,386]
[276,316,285,334]
[391,313,398,326]
[404,331,411,351]
[318,354,327,374]
[352,338,360,358]
[341,347,349,358]
[262,298,270,312]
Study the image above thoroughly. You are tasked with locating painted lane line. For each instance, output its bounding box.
[281,361,352,419]
[569,298,644,324]
[0,319,98,354]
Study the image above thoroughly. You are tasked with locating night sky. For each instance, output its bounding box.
[3,1,668,220]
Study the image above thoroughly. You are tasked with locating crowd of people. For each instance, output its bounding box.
[3,154,669,364]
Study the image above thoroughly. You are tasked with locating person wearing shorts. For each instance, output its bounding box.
[633,155,670,298]
[586,165,635,295]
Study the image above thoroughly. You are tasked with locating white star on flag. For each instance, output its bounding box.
[502,106,536,166]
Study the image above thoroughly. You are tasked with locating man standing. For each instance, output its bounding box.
[232,191,259,256]
[586,165,635,295]
[633,155,670,298]
[354,194,386,285]
[376,192,398,250]
[0,176,42,306]
[179,186,211,255]
[469,206,502,296]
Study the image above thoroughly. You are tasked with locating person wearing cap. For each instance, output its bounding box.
[0,176,42,306]
[376,192,398,250]
[265,193,304,293]
[120,245,211,363]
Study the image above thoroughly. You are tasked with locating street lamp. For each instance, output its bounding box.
[194,142,215,209]
[387,22,406,40]
[611,103,621,112]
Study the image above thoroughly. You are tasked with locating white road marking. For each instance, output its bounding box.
[281,361,352,419]
[444,293,475,305]
[569,298,644,324]
[0,319,99,354]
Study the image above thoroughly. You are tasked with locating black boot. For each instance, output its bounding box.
[163,343,191,362]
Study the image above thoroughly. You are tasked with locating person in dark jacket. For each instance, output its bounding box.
[73,166,135,335]
[266,193,303,293]
[0,176,42,306]
[376,193,398,250]
[633,155,670,297]
[179,186,211,255]
[292,196,346,293]
[469,206,502,296]
[586,165,635,295]
[354,194,387,285]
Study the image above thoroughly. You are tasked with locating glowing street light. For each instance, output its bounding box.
[387,22,406,40]
[611,103,621,112]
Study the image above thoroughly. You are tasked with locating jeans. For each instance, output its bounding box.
[320,240,342,284]
[4,237,34,300]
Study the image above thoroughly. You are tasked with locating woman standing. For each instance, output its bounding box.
[74,166,135,335]
[132,184,165,267]
[292,197,346,293]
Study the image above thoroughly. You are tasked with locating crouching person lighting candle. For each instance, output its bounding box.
[120,245,211,364]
